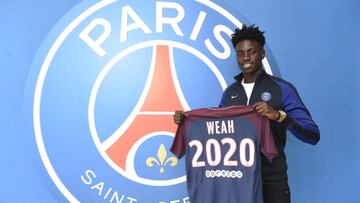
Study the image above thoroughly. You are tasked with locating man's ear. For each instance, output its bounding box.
[261,49,265,58]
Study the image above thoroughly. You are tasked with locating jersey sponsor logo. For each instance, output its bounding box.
[30,0,277,202]
[261,92,272,102]
[205,170,243,179]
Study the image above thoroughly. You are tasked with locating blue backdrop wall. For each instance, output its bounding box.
[1,0,359,202]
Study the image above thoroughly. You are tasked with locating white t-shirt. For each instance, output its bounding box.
[241,79,255,105]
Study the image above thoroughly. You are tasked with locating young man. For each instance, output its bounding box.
[173,24,320,203]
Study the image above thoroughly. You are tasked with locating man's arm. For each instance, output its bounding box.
[278,82,320,145]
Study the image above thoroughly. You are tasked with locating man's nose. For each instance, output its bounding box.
[242,54,250,61]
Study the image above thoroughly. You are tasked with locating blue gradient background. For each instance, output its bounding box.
[1,0,359,202]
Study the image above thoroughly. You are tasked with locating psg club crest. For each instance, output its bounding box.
[29,0,277,202]
[261,92,272,102]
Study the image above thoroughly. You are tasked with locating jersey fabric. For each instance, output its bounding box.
[219,69,320,181]
[170,106,278,203]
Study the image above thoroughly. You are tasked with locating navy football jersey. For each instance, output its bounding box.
[170,106,278,203]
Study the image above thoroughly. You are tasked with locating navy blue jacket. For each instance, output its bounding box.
[219,69,320,181]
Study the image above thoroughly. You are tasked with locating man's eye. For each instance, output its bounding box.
[249,50,257,55]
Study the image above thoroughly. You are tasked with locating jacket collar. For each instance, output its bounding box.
[234,68,267,83]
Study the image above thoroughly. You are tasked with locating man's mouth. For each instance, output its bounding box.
[242,63,253,69]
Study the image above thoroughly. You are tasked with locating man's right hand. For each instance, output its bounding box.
[173,110,188,125]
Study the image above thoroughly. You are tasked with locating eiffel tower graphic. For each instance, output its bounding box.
[102,45,189,174]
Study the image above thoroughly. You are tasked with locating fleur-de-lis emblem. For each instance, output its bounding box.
[146,144,178,173]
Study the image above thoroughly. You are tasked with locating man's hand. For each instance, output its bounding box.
[173,110,188,125]
[252,102,280,121]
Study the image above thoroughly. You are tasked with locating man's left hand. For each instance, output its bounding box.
[252,102,279,121]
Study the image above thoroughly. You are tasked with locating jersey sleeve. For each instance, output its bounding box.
[170,123,186,159]
[260,116,278,161]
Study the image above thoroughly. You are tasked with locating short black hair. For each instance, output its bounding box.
[231,24,265,48]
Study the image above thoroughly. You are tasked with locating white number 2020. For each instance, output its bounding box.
[188,138,255,168]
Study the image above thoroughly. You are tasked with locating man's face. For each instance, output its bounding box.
[235,40,265,75]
